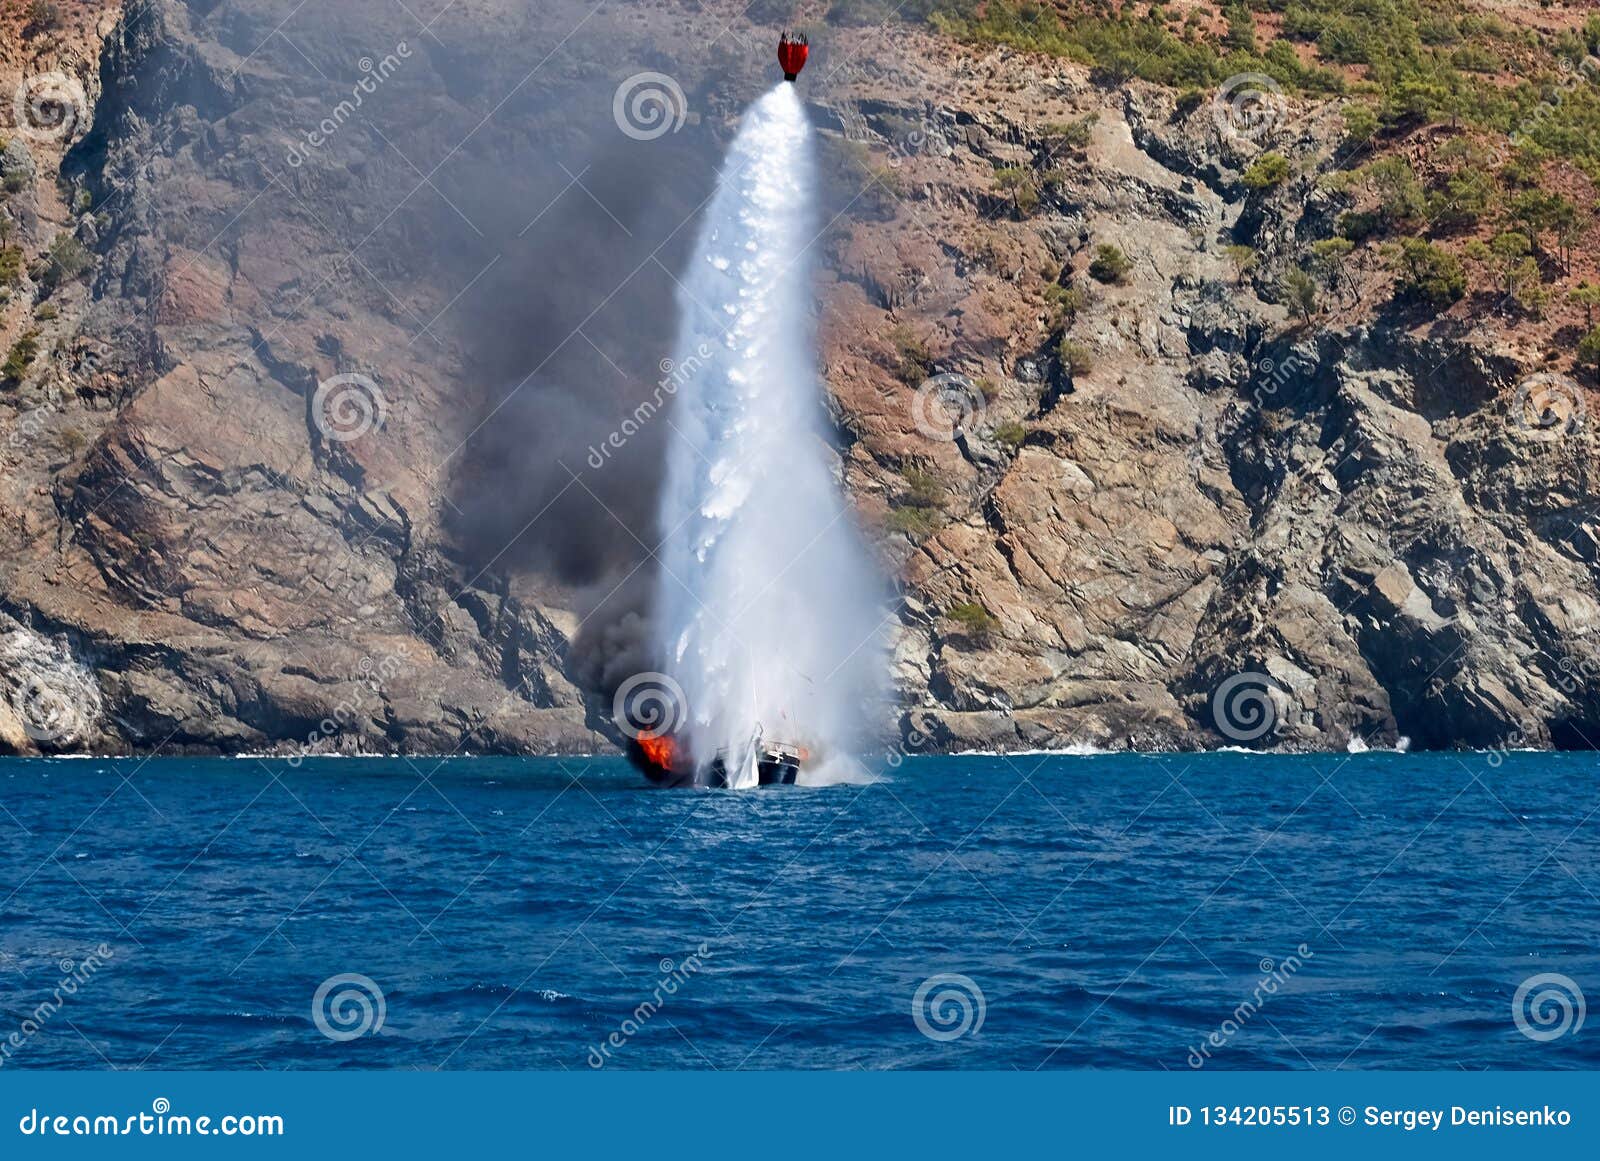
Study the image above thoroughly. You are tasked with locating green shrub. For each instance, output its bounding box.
[993,166,1039,216]
[901,466,945,508]
[1223,3,1257,52]
[1474,231,1534,297]
[1394,239,1466,307]
[1241,152,1292,189]
[1339,211,1383,242]
[37,233,92,294]
[887,324,933,385]
[1281,267,1319,322]
[1307,238,1354,295]
[1341,102,1381,144]
[886,505,941,539]
[0,246,22,286]
[993,420,1028,447]
[1367,156,1426,225]
[1509,190,1576,255]
[1223,244,1258,284]
[26,2,64,32]
[1043,282,1088,323]
[1041,113,1097,152]
[1579,327,1600,380]
[944,601,999,642]
[1427,168,1493,231]
[2,330,41,384]
[1057,337,1093,376]
[1570,283,1600,328]
[1088,243,1132,284]
[886,463,948,539]
[904,2,1600,174]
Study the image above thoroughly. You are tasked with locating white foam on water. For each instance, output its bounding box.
[653,85,885,788]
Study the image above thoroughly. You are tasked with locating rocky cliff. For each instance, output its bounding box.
[0,0,1595,757]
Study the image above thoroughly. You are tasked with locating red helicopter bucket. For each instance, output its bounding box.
[778,32,809,83]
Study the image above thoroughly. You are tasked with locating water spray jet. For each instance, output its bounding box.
[641,82,886,789]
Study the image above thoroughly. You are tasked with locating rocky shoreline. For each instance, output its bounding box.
[0,0,1594,758]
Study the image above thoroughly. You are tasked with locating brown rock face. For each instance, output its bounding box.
[0,1,1594,757]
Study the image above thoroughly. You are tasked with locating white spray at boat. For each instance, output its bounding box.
[651,84,885,787]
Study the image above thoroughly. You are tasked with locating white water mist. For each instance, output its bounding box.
[653,84,884,787]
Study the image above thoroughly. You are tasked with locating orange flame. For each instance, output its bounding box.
[637,732,678,770]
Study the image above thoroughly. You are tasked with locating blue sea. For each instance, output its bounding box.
[1,752,1595,1071]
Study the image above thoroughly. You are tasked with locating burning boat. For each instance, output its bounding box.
[628,726,803,788]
